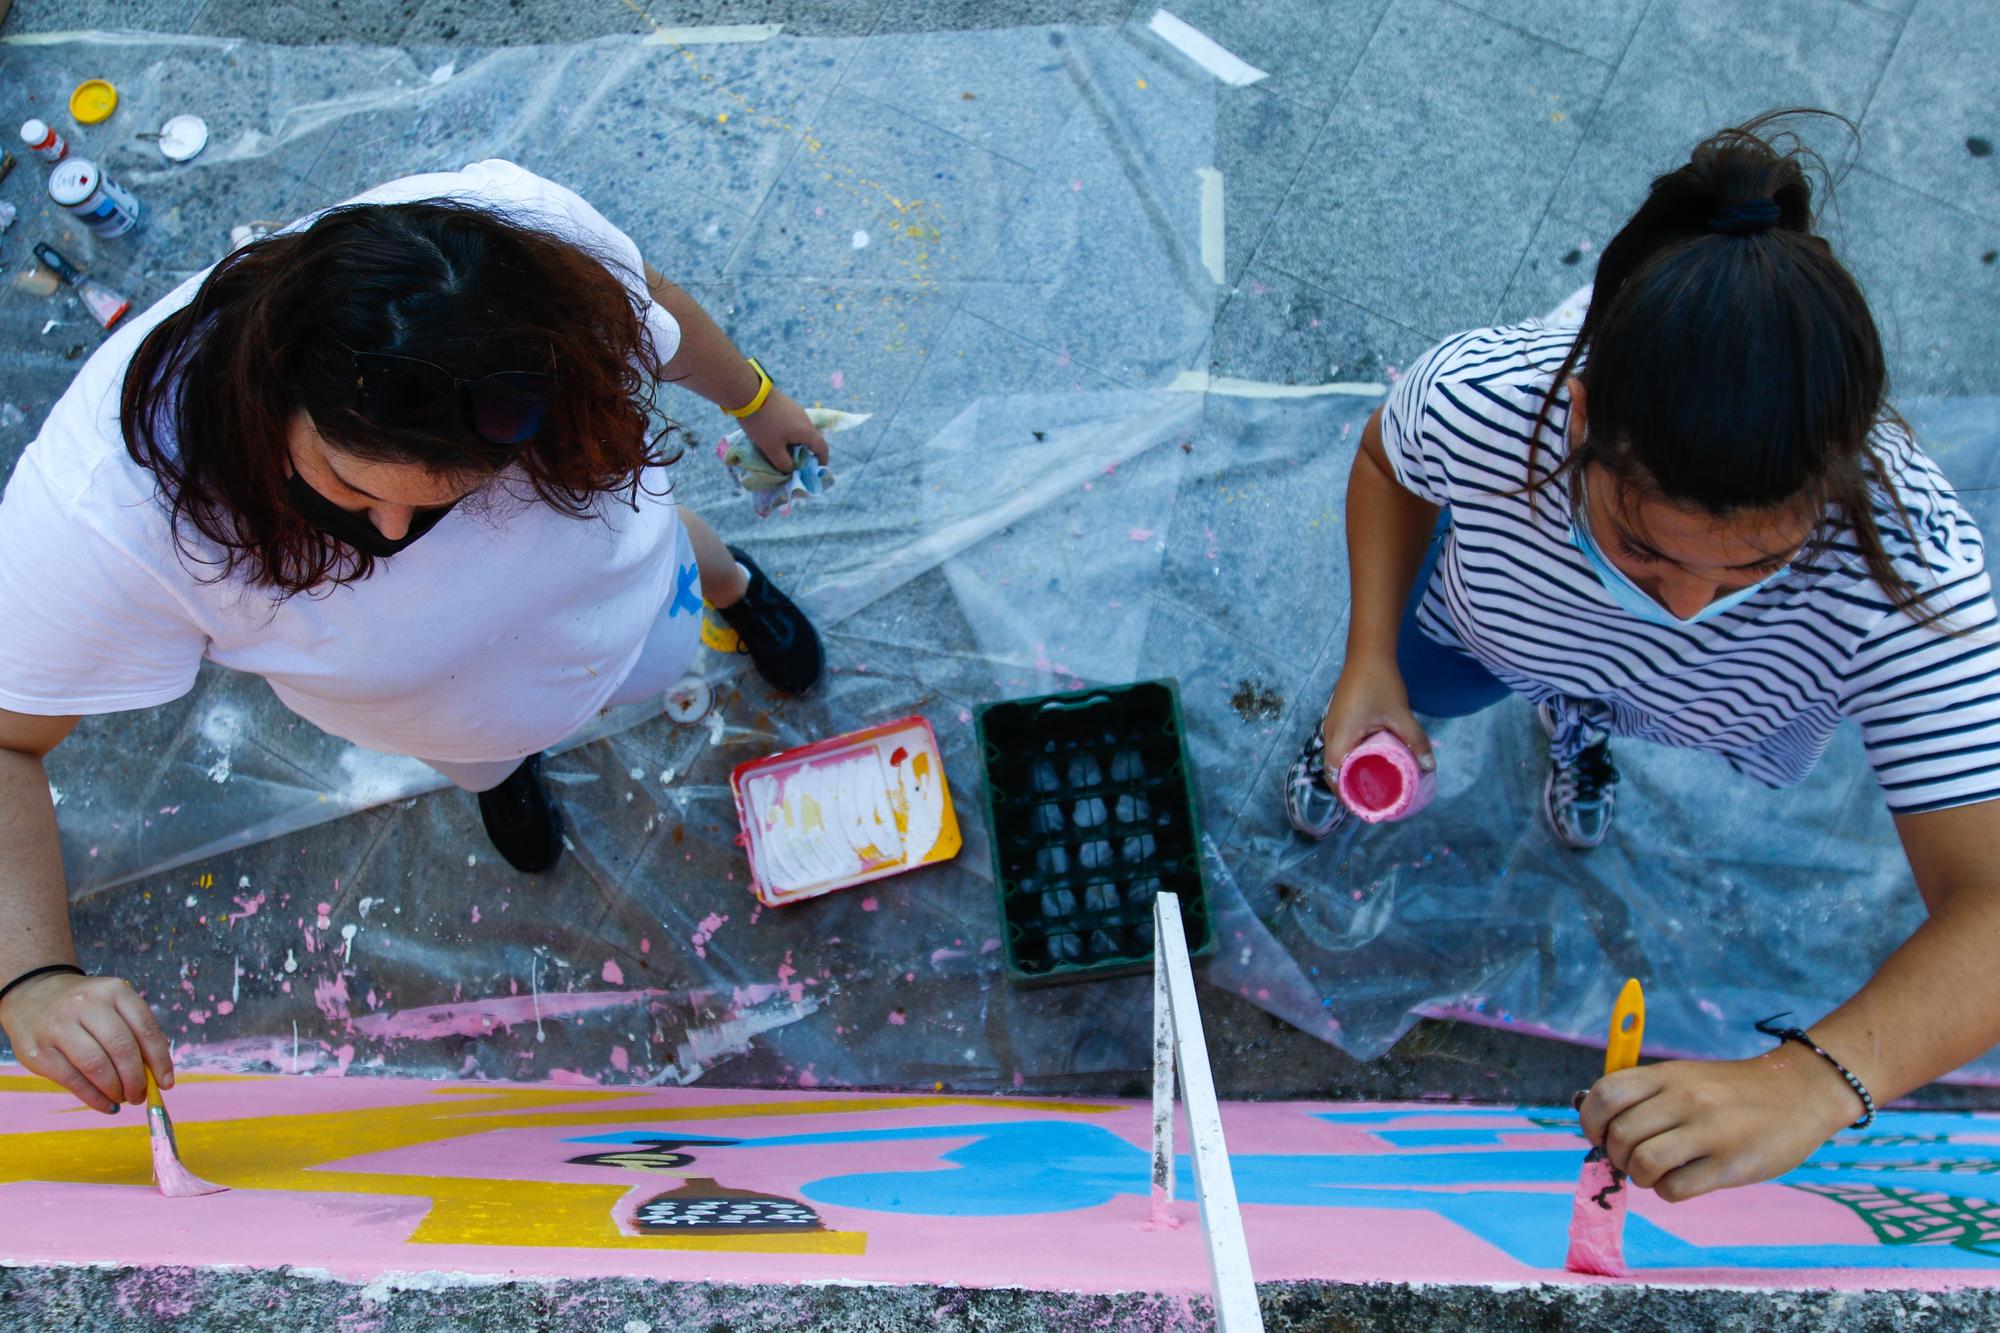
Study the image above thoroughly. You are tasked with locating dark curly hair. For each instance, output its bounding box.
[1531,110,1939,624]
[121,199,676,595]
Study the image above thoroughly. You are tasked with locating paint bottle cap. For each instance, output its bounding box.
[20,118,50,145]
[46,158,99,208]
[69,79,119,125]
[156,114,208,162]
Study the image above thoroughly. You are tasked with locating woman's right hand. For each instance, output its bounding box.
[0,970,173,1113]
[1320,652,1435,781]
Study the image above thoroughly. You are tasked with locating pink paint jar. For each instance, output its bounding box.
[1336,731,1436,824]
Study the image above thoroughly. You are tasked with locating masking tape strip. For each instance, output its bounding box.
[1145,9,1269,87]
[1196,166,1225,286]
[1167,371,1389,399]
[643,23,785,45]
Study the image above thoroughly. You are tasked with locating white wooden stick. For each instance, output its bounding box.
[1154,891,1263,1332]
[1152,911,1177,1214]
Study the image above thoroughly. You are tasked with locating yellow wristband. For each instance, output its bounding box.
[725,358,774,419]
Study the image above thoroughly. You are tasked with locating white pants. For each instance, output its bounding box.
[419,599,701,793]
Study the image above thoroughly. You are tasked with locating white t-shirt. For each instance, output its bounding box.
[0,160,702,765]
[1383,321,2000,814]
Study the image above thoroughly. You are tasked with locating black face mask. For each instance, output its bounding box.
[285,471,456,560]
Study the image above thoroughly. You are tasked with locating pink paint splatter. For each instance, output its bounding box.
[226,892,265,925]
[215,1000,234,1017]
[602,959,625,986]
[861,897,880,912]
[610,1045,631,1074]
[957,708,972,724]
[547,1069,600,1087]
[829,370,846,391]
[313,973,352,1025]
[640,937,651,956]
[980,938,1001,953]
[887,1010,907,1026]
[316,902,332,929]
[798,1069,820,1089]
[691,912,728,960]
[1127,528,1155,543]
[470,905,481,924]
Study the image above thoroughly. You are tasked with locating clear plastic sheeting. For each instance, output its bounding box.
[3,26,1997,1090]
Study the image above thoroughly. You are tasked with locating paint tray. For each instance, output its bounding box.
[976,679,1216,985]
[730,716,962,909]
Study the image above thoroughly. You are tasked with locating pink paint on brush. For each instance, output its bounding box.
[1336,731,1436,824]
[1565,1148,1629,1277]
[147,1096,225,1199]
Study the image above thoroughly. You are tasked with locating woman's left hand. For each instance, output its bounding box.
[741,388,830,471]
[1579,1052,1860,1201]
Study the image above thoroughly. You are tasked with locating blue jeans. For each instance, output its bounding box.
[1395,514,1513,719]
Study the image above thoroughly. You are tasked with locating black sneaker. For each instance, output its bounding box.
[1536,703,1618,850]
[477,752,564,874]
[715,546,823,696]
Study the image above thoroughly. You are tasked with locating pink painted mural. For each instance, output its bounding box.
[3,1066,2000,1291]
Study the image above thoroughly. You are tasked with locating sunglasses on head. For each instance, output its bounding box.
[338,340,558,447]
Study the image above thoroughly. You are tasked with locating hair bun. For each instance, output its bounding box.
[1708,197,1782,236]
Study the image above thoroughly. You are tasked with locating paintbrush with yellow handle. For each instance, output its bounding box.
[1565,977,1644,1276]
[146,1070,227,1198]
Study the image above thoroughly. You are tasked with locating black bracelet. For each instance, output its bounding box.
[0,963,87,1008]
[1756,1013,1876,1130]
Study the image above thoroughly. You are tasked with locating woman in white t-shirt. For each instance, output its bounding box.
[1287,116,2000,1199]
[0,161,829,1114]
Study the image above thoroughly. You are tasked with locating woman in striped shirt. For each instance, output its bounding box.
[1287,113,2000,1200]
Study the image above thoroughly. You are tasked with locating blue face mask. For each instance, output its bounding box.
[1569,488,1791,628]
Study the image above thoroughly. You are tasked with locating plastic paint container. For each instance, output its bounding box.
[156,114,208,163]
[1336,731,1437,824]
[19,119,68,164]
[47,157,140,238]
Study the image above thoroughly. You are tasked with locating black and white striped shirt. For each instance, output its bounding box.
[1383,322,2000,814]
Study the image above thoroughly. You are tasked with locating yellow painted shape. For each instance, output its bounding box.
[0,1085,1114,1251]
[1603,977,1646,1076]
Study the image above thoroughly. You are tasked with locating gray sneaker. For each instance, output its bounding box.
[1536,702,1618,850]
[1284,730,1349,840]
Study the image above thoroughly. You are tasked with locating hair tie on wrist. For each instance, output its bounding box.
[1756,1012,1876,1130]
[0,963,87,1007]
[1709,197,1781,236]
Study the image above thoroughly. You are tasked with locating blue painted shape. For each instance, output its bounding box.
[668,562,702,617]
[563,1109,2000,1273]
